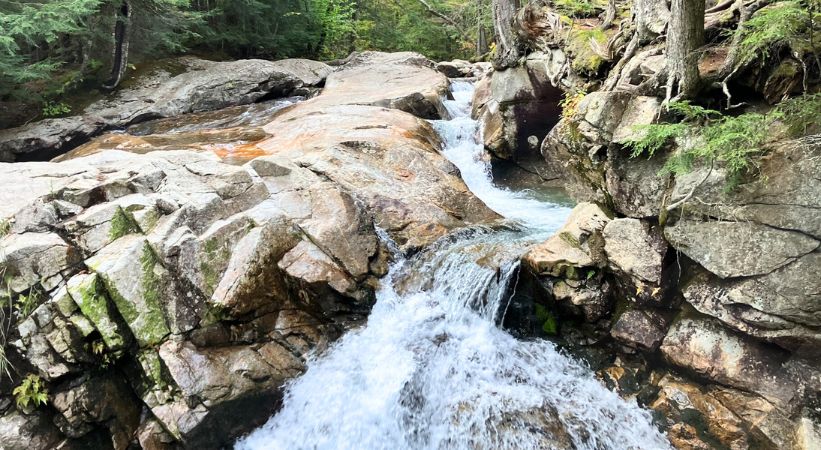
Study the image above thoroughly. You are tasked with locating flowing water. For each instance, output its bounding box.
[236,81,671,450]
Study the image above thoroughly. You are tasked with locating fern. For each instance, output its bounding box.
[625,123,687,158]
[13,374,49,409]
[625,101,775,187]
[737,1,818,65]
[773,93,821,137]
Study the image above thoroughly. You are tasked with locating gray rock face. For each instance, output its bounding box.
[611,309,668,351]
[682,256,821,354]
[541,92,664,214]
[0,57,333,161]
[603,218,667,284]
[474,59,565,181]
[670,138,821,239]
[660,317,797,408]
[664,219,819,279]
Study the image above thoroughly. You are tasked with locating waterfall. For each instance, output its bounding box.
[236,81,672,450]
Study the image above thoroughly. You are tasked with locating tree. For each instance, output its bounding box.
[665,0,705,101]
[491,0,522,69]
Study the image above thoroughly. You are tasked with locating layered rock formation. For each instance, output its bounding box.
[0,52,497,449]
[487,1,821,449]
[0,57,333,162]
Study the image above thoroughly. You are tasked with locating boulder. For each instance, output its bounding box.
[0,57,333,162]
[611,309,669,351]
[603,218,667,285]
[51,375,141,449]
[664,219,819,279]
[660,317,797,408]
[474,59,565,180]
[252,105,499,251]
[650,375,752,450]
[524,202,611,277]
[313,51,450,119]
[0,409,64,450]
[682,256,821,355]
[669,138,821,239]
[540,92,663,211]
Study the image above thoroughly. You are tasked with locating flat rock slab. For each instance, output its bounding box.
[0,57,332,162]
[664,219,819,279]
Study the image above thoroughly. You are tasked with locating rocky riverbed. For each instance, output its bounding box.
[0,23,819,450]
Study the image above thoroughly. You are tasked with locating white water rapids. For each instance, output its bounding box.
[236,81,671,450]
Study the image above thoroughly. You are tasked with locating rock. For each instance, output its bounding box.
[155,338,303,446]
[86,236,173,346]
[13,285,98,380]
[315,51,450,119]
[0,232,80,294]
[669,138,821,239]
[0,57,332,161]
[664,219,819,279]
[51,375,141,449]
[253,104,498,250]
[523,202,611,277]
[603,218,667,285]
[475,60,565,180]
[551,277,612,322]
[611,309,669,351]
[681,256,821,355]
[0,409,63,450]
[436,59,474,78]
[660,317,797,408]
[650,375,751,450]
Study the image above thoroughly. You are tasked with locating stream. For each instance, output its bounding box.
[235,81,671,450]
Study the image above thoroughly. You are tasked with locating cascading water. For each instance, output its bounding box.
[236,81,671,450]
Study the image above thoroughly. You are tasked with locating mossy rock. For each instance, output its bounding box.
[567,28,608,75]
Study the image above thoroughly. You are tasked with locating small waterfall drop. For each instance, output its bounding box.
[236,81,671,450]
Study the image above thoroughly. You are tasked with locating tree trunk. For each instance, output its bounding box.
[492,0,522,69]
[666,0,705,101]
[104,0,131,90]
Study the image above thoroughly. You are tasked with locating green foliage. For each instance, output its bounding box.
[626,123,687,158]
[626,95,821,188]
[0,219,9,237]
[534,303,558,335]
[15,287,42,317]
[736,1,820,66]
[13,374,49,409]
[560,89,587,119]
[42,101,72,117]
[771,92,821,136]
[553,0,604,17]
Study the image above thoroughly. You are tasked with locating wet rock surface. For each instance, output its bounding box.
[0,52,500,449]
[0,57,332,162]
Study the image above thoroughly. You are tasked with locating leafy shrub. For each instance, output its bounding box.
[42,101,71,118]
[13,374,49,409]
[560,89,587,119]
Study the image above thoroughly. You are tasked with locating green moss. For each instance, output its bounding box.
[137,349,168,390]
[199,237,232,295]
[559,231,581,249]
[567,28,608,75]
[98,243,170,347]
[137,244,171,346]
[70,275,127,350]
[554,0,605,17]
[109,207,140,240]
